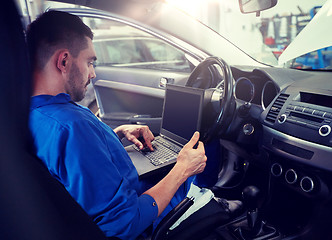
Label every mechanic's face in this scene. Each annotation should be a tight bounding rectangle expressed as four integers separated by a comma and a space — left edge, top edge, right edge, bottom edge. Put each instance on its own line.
65, 37, 96, 102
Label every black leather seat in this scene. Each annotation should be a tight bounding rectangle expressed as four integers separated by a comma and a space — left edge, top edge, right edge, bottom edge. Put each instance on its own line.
0, 1, 107, 239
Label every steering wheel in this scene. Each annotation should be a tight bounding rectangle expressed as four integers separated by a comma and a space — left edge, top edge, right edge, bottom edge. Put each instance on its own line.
185, 56, 235, 142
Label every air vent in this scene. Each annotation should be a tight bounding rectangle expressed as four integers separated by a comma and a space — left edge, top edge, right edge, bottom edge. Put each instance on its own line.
265, 93, 289, 123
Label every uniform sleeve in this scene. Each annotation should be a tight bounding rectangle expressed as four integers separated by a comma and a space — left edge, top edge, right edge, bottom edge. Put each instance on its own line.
38, 118, 158, 239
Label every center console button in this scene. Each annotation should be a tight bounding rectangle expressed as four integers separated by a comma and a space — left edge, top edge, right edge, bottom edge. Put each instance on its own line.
278, 114, 287, 124
325, 113, 332, 119
300, 176, 314, 193
313, 110, 324, 117
319, 125, 331, 137
304, 108, 314, 114
287, 105, 295, 110
271, 163, 283, 177
285, 169, 297, 184
295, 106, 304, 112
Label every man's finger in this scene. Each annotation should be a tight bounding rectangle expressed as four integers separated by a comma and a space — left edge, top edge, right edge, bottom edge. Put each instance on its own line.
196, 141, 205, 154
185, 131, 200, 149
131, 137, 144, 150
144, 136, 154, 151
143, 132, 154, 151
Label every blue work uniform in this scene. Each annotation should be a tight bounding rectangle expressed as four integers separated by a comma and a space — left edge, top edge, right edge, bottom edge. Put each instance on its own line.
29, 93, 192, 239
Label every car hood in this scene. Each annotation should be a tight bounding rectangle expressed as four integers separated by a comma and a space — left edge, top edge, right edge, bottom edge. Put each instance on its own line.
278, 0, 332, 65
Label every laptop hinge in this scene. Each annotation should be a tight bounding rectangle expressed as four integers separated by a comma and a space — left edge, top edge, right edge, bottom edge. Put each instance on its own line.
159, 134, 183, 147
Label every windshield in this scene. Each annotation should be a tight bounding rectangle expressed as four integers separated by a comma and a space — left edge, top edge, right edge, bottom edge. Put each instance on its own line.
167, 0, 331, 70
20, 0, 331, 70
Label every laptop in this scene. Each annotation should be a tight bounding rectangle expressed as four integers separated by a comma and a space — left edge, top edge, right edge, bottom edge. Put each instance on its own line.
125, 84, 205, 179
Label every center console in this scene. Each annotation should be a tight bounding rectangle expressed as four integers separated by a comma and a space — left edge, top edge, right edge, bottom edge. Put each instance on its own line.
257, 84, 332, 239
212, 76, 332, 239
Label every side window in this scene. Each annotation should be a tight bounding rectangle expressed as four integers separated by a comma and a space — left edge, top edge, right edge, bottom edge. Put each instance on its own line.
82, 17, 192, 72
145, 40, 183, 61
144, 40, 190, 71
104, 40, 146, 64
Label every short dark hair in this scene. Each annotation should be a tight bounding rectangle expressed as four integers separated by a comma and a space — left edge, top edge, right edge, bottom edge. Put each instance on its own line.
27, 10, 93, 70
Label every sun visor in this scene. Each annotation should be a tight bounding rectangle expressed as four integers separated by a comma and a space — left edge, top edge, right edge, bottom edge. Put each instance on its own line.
278, 0, 332, 65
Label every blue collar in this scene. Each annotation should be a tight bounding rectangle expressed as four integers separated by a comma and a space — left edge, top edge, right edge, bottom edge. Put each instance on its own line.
30, 93, 77, 109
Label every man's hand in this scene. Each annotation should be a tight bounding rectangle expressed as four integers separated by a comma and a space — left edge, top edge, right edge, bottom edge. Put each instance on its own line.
114, 124, 154, 151
143, 131, 206, 216
175, 131, 207, 179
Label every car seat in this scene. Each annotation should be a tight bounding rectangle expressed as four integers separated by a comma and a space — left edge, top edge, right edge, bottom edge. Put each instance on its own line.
0, 1, 107, 239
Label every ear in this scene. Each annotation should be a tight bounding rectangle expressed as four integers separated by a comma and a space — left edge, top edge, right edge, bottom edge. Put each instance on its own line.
56, 50, 70, 73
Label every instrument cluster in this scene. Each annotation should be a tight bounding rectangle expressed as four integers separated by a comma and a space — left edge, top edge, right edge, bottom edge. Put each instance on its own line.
234, 76, 278, 109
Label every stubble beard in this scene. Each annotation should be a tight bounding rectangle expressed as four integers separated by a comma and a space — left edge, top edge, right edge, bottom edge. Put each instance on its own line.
66, 62, 86, 102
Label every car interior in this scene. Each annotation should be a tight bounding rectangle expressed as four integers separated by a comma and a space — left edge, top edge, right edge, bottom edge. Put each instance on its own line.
2, 0, 332, 239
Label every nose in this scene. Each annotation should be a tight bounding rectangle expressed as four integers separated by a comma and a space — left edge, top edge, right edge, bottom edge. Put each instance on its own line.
89, 66, 96, 80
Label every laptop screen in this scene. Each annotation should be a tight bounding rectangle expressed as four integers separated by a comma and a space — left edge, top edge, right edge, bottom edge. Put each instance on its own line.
160, 84, 204, 145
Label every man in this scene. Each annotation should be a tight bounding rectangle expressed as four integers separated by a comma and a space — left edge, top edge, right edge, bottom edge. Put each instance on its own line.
27, 10, 238, 239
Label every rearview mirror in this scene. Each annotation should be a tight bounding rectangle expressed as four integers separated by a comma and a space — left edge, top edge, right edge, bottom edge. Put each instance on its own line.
238, 0, 277, 16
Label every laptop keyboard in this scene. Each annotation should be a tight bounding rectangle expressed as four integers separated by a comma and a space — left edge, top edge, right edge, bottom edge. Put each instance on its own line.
133, 137, 181, 166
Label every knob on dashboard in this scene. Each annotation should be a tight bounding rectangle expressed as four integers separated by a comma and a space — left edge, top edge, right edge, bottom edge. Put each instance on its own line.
271, 163, 283, 177
319, 125, 331, 137
285, 169, 297, 184
243, 123, 254, 135
300, 176, 315, 193
278, 114, 287, 124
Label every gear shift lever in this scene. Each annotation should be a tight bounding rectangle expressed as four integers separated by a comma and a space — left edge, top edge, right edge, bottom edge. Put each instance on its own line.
242, 186, 264, 236
234, 186, 277, 239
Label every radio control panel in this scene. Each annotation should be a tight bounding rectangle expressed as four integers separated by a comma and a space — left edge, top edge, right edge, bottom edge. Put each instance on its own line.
282, 103, 332, 137
263, 90, 332, 147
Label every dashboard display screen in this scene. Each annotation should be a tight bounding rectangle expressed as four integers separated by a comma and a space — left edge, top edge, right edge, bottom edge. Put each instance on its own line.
300, 92, 332, 108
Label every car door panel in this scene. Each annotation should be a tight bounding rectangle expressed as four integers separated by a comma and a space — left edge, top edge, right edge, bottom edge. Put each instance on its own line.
95, 66, 189, 88
93, 79, 166, 134
93, 66, 190, 133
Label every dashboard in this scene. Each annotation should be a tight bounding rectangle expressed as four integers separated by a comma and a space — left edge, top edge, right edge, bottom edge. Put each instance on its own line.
225, 65, 332, 237
231, 65, 332, 176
